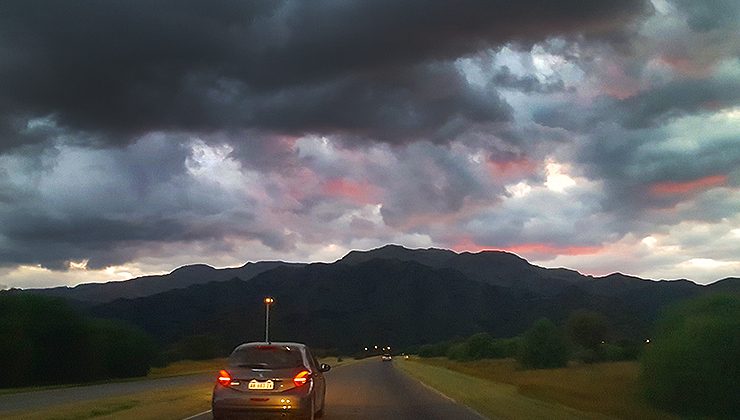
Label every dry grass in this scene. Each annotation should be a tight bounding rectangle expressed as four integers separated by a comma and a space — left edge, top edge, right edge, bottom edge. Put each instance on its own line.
0, 382, 213, 420
407, 358, 677, 420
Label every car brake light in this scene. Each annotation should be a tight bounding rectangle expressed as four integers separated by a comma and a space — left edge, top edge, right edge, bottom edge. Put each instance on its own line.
293, 370, 310, 387
218, 370, 232, 386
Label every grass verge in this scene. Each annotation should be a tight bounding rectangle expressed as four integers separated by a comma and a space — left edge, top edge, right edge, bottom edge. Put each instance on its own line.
396, 359, 603, 419
399, 358, 677, 420
0, 382, 213, 420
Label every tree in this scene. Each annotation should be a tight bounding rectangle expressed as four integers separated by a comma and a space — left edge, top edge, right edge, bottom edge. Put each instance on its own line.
518, 318, 569, 369
566, 310, 608, 362
640, 294, 740, 418
0, 294, 157, 387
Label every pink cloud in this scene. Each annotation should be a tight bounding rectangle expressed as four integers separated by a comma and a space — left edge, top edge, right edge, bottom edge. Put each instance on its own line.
650, 175, 728, 196
452, 238, 601, 257
658, 55, 716, 78
322, 178, 380, 205
486, 157, 537, 182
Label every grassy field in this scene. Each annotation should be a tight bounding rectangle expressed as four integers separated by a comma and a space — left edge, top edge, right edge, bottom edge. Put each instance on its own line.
398, 358, 677, 420
1, 382, 214, 420
1, 357, 350, 420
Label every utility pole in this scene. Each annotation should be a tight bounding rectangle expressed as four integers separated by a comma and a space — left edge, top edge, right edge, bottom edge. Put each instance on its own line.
263, 297, 274, 343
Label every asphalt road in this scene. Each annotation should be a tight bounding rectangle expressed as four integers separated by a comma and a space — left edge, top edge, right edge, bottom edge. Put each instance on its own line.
190, 357, 485, 419
0, 358, 485, 419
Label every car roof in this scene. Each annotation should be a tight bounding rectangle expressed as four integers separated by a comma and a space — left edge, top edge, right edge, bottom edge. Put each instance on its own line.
233, 342, 308, 350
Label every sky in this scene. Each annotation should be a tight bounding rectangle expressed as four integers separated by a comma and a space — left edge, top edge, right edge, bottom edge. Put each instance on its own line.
1, 0, 738, 289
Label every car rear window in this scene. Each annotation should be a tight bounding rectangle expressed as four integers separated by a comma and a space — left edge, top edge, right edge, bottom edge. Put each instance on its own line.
229, 345, 304, 369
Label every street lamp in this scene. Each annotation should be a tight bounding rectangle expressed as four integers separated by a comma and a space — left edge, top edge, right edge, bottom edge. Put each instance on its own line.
263, 297, 274, 343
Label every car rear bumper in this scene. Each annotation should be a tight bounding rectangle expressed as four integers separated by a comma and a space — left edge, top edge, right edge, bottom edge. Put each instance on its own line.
212, 389, 312, 418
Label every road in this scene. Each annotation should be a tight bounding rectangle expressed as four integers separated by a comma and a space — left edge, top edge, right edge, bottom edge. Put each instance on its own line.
318, 358, 484, 419
190, 357, 485, 419
0, 358, 485, 419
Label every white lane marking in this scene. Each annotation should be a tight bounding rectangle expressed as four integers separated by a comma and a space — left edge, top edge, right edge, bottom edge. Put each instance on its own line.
181, 409, 211, 420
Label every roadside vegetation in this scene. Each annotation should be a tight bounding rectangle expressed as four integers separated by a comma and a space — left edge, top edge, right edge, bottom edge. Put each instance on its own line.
0, 295, 157, 388
408, 293, 739, 419
0, 382, 214, 420
399, 358, 675, 419
640, 294, 740, 418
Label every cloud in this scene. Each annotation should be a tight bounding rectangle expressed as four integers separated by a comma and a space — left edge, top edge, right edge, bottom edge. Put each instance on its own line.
0, 0, 650, 151
2, 1, 739, 288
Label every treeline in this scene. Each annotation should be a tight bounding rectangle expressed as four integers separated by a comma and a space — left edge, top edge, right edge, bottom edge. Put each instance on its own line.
0, 295, 157, 388
415, 309, 642, 366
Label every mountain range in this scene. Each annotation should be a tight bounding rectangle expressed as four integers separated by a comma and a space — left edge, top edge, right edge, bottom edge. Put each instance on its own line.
8, 245, 739, 353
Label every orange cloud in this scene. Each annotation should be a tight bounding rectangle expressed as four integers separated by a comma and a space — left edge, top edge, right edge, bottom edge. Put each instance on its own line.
650, 175, 727, 196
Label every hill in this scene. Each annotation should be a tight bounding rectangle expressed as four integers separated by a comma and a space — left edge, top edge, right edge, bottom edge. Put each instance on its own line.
9, 245, 737, 354
17, 261, 304, 303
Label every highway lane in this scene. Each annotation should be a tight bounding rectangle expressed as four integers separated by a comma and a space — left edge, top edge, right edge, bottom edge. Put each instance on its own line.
320, 357, 484, 419
191, 357, 485, 419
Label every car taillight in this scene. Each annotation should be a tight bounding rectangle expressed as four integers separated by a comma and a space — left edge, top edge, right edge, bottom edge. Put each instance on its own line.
293, 370, 310, 387
218, 370, 232, 387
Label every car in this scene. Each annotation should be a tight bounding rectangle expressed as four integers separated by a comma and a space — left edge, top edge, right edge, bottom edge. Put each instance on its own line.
212, 342, 331, 419
381, 354, 392, 361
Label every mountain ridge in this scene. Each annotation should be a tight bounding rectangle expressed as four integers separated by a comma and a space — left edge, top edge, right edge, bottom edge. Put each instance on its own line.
5, 244, 736, 305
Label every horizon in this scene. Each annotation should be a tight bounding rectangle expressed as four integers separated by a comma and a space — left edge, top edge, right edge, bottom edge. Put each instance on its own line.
1, 1, 739, 290
9, 244, 736, 291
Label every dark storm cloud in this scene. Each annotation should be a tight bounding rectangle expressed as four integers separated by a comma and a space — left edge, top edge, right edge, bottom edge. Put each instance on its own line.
0, 136, 292, 269
0, 0, 651, 150
575, 123, 740, 217
614, 78, 740, 128
535, 76, 740, 130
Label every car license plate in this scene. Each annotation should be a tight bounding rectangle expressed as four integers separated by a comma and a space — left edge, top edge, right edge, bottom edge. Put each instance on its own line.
248, 379, 274, 390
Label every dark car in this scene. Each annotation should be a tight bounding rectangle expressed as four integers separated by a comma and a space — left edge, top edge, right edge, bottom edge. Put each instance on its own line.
212, 342, 331, 419
381, 354, 392, 361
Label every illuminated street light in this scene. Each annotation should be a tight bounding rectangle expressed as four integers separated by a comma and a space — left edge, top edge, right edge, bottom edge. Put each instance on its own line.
264, 297, 275, 343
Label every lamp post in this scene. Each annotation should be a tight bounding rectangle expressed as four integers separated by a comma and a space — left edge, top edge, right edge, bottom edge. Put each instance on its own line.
263, 297, 274, 343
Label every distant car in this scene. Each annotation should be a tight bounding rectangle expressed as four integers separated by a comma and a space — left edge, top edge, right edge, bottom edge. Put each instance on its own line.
212, 342, 331, 419
381, 354, 392, 361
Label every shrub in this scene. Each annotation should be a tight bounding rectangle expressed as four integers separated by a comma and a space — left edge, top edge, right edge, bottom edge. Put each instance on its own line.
88, 319, 158, 378
418, 341, 452, 358
518, 318, 569, 369
640, 294, 740, 418
566, 310, 608, 362
446, 342, 471, 361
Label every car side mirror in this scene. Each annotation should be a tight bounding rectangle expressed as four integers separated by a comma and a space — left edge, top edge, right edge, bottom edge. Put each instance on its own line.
319, 363, 331, 372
